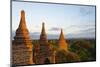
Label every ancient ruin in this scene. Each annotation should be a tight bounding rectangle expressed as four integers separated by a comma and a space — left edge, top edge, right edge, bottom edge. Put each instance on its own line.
58, 29, 69, 51
12, 10, 33, 65
33, 23, 55, 64
12, 10, 71, 65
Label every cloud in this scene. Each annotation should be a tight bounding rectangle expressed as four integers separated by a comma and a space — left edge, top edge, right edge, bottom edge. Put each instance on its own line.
29, 32, 40, 39
80, 27, 95, 33
66, 25, 95, 38
32, 32, 40, 35
65, 24, 95, 39
67, 24, 95, 29
67, 32, 95, 39
66, 24, 95, 34
49, 27, 61, 31
75, 24, 95, 34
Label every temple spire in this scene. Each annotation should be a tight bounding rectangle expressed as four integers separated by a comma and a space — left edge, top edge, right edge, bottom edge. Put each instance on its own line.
19, 10, 27, 29
40, 22, 48, 43
15, 10, 29, 37
58, 29, 68, 51
59, 29, 65, 41
41, 22, 46, 35
37, 22, 54, 64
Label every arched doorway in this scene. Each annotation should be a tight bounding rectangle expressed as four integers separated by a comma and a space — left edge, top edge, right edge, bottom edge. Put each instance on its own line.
44, 58, 50, 64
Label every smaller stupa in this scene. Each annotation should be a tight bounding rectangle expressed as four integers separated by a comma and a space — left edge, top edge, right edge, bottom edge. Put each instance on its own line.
39, 22, 48, 44
33, 22, 55, 64
58, 29, 68, 51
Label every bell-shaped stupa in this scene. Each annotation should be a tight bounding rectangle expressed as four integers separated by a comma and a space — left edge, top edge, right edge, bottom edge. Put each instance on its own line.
12, 10, 34, 65
58, 29, 68, 51
39, 23, 48, 44
33, 23, 55, 64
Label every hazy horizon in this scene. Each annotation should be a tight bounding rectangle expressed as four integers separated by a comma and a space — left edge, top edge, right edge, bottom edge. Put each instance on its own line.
12, 31, 95, 40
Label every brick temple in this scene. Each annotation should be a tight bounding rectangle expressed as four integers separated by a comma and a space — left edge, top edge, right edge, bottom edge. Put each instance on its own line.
33, 23, 55, 64
12, 10, 34, 65
58, 29, 69, 51
12, 10, 74, 65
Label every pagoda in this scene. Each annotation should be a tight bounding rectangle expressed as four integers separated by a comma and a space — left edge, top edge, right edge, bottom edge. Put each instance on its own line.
12, 10, 34, 65
58, 29, 69, 51
39, 23, 48, 44
33, 23, 55, 64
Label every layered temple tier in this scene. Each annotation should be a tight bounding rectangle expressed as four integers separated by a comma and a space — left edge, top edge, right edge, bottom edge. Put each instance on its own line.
12, 10, 34, 65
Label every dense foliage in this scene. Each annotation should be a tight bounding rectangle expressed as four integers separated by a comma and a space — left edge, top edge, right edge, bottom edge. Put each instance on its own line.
32, 38, 96, 63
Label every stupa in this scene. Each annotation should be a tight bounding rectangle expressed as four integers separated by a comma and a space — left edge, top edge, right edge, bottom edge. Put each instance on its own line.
58, 29, 69, 51
12, 10, 34, 65
33, 23, 55, 64
40, 23, 48, 44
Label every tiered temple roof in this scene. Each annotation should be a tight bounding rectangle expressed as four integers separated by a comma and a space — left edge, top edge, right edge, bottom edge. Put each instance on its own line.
12, 10, 34, 65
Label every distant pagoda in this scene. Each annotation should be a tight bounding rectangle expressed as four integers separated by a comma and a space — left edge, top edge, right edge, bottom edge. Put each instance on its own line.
39, 23, 48, 44
33, 23, 55, 64
58, 29, 68, 51
12, 10, 34, 65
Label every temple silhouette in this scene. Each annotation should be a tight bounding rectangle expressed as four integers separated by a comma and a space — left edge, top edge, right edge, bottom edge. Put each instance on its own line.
12, 10, 79, 65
